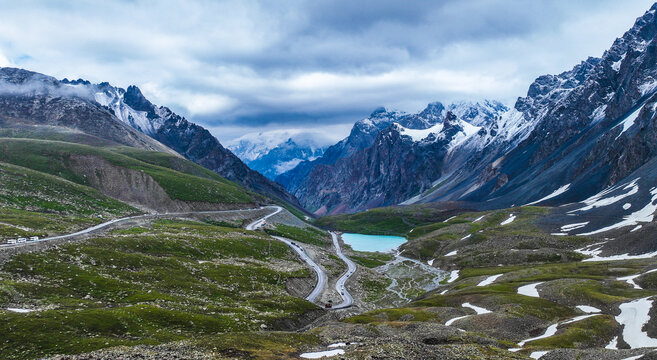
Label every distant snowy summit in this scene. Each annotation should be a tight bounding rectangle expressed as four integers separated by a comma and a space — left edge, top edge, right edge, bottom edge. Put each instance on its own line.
227, 130, 334, 180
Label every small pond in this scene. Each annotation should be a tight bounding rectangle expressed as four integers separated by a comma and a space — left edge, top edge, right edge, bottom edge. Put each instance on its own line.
341, 233, 407, 252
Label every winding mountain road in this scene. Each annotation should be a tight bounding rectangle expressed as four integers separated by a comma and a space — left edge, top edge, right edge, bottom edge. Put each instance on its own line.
245, 206, 328, 303
2, 204, 356, 309
331, 231, 356, 309
245, 206, 283, 230
0, 206, 277, 249
245, 208, 356, 309
271, 235, 326, 302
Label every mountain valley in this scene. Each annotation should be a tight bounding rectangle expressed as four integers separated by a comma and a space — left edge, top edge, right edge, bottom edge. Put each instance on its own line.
3, 2, 657, 360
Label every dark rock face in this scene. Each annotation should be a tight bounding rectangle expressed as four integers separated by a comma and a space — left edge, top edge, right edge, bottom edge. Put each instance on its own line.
279, 101, 507, 214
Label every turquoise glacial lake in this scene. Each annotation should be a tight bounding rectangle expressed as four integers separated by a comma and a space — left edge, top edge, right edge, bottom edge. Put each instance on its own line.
341, 233, 407, 252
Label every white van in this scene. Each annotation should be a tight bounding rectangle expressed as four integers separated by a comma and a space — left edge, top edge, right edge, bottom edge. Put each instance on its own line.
6, 239, 17, 244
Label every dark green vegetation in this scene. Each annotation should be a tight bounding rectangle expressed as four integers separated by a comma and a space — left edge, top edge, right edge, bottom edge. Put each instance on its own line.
264, 224, 329, 246
190, 331, 322, 359
398, 206, 590, 266
348, 251, 394, 268
0, 138, 255, 205
0, 220, 317, 360
359, 277, 393, 303
342, 259, 656, 350
529, 315, 617, 348
331, 204, 657, 355
344, 307, 439, 324
315, 205, 458, 236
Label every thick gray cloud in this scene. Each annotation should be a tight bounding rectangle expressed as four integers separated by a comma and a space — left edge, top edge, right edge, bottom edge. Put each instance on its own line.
0, 0, 654, 142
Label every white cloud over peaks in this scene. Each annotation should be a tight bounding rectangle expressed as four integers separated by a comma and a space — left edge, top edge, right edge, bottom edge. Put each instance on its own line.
0, 0, 653, 143
0, 51, 12, 67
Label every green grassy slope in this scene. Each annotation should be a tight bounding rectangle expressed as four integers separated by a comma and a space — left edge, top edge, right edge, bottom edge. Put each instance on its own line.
0, 220, 317, 359
0, 162, 139, 241
264, 224, 330, 246
0, 138, 255, 204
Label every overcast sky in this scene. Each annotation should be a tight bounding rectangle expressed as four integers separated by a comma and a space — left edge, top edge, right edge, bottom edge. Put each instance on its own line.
0, 0, 654, 143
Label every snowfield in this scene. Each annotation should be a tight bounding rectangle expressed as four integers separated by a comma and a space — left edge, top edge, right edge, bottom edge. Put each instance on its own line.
616, 297, 657, 348
577, 187, 657, 235
525, 184, 570, 206
477, 274, 503, 287
500, 214, 516, 225
517, 282, 543, 298
300, 349, 345, 359
447, 270, 460, 283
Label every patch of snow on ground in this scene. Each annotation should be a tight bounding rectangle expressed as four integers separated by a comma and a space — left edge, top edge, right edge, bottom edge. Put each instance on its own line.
562, 314, 599, 324
577, 186, 657, 236
619, 274, 644, 289
427, 259, 434, 266
447, 270, 459, 283
618, 269, 657, 289
477, 274, 503, 287
605, 336, 618, 349
7, 308, 33, 313
462, 302, 491, 314
560, 222, 590, 233
525, 184, 571, 206
500, 214, 516, 226
443, 216, 456, 223
397, 122, 444, 141
300, 349, 345, 359
581, 250, 657, 262
591, 104, 607, 124
473, 215, 485, 222
445, 315, 469, 326
515, 314, 598, 348
632, 225, 643, 232
616, 297, 657, 348
624, 203, 632, 210
328, 342, 356, 348
620, 356, 645, 360
640, 79, 657, 96
612, 54, 625, 71
615, 105, 644, 140
576, 305, 601, 313
445, 250, 458, 257
517, 282, 543, 298
517, 323, 559, 347
572, 178, 639, 213
273, 158, 303, 174
459, 234, 472, 241
530, 351, 550, 359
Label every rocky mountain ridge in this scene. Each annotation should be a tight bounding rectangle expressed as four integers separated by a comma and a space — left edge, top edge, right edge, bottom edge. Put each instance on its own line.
61, 76, 307, 213
279, 4, 657, 217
